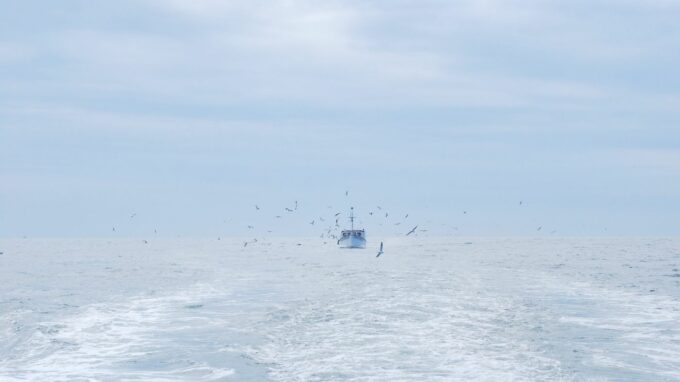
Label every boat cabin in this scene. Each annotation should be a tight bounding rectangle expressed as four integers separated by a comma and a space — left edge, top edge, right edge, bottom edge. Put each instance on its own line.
341, 229, 365, 238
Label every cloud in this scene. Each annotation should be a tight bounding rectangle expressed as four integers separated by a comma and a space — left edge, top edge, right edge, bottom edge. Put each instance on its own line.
611, 148, 680, 173
0, 41, 36, 63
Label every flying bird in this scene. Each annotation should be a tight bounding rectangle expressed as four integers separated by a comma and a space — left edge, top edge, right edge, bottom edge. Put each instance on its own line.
255, 205, 260, 210
334, 212, 341, 217
537, 226, 542, 231
519, 201, 523, 206
376, 242, 384, 258
310, 220, 315, 225
345, 190, 349, 196
295, 200, 298, 210
130, 213, 137, 218
405, 214, 409, 218
243, 241, 248, 247
285, 208, 293, 212
406, 225, 418, 236
247, 225, 254, 229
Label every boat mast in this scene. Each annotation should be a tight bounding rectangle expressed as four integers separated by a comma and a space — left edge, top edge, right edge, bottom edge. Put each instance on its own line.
350, 206, 354, 231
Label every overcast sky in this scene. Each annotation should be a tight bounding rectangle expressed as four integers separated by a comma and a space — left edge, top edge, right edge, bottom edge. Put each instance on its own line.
2, 0, 679, 237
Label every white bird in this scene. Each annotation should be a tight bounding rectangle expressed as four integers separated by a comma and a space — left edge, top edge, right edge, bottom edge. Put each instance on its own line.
376, 242, 384, 258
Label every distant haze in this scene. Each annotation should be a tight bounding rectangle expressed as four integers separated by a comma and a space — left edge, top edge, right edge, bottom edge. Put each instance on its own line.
1, 1, 679, 237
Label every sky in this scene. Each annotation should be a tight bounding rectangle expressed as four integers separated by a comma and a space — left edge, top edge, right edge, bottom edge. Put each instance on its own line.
1, 0, 679, 237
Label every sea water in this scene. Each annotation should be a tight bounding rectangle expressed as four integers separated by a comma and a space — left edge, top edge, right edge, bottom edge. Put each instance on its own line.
1, 237, 679, 381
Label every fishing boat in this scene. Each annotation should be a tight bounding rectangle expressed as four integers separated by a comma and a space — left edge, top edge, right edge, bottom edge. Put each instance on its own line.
338, 207, 366, 249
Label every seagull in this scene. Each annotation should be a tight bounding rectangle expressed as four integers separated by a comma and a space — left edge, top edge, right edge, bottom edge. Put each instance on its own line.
334, 212, 341, 217
247, 225, 254, 229
405, 214, 409, 218
369, 212, 373, 216
143, 240, 148, 244
376, 242, 384, 258
310, 220, 315, 225
406, 225, 418, 236
285, 208, 293, 212
243, 241, 248, 247
255, 205, 260, 210
463, 211, 467, 214
537, 226, 542, 231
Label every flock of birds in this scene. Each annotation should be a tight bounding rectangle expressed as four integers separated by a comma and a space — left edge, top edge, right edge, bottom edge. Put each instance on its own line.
104, 193, 550, 259
0, 195, 561, 261
233, 190, 437, 254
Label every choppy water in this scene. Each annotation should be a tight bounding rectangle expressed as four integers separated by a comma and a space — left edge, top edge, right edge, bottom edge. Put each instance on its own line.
1, 237, 679, 381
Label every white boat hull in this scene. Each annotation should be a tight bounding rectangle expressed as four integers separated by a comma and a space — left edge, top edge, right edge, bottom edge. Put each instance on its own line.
338, 235, 366, 249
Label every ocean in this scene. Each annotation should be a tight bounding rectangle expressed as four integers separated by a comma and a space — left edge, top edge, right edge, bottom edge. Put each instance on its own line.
1, 237, 679, 381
